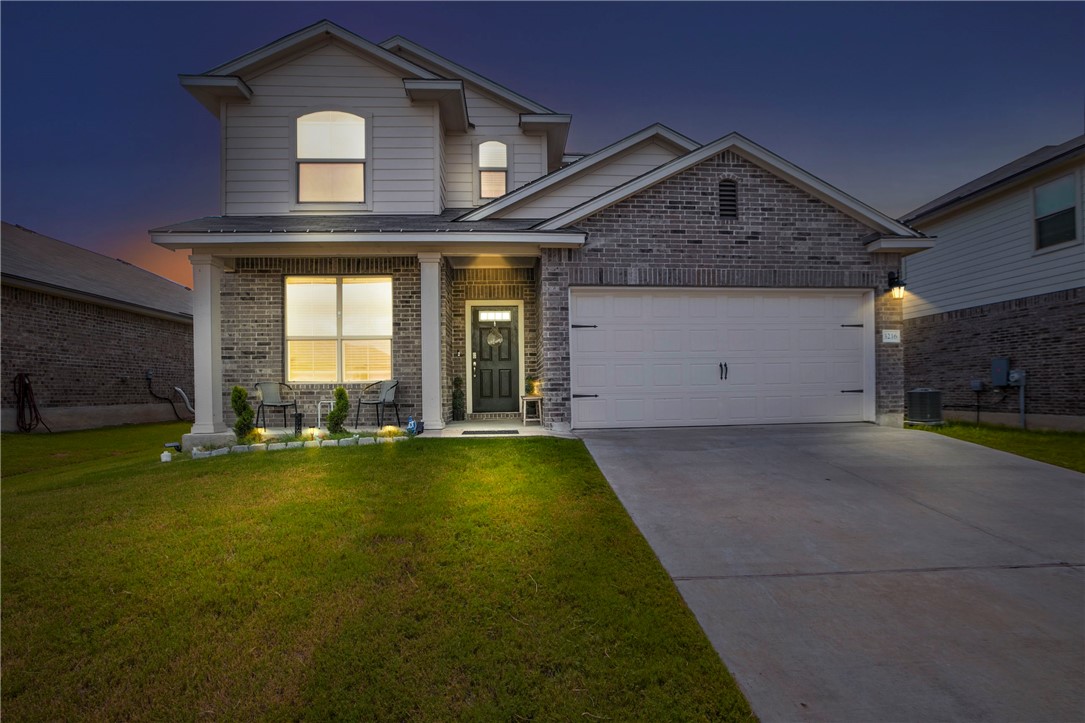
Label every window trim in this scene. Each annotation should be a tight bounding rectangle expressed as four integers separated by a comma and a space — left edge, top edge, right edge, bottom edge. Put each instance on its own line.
284, 275, 393, 383
290, 109, 373, 212
474, 138, 513, 204
1032, 172, 1080, 252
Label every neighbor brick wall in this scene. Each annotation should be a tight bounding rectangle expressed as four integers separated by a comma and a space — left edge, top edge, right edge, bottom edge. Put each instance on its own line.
1, 284, 193, 414
904, 287, 1085, 418
539, 148, 904, 427
220, 257, 420, 427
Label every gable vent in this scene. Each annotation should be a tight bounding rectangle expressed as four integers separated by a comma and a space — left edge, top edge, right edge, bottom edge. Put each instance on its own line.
719, 179, 738, 218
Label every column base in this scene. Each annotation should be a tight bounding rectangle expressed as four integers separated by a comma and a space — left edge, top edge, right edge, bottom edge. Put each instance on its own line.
182, 430, 237, 452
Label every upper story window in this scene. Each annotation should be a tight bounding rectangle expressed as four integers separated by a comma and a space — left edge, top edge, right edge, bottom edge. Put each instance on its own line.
297, 112, 366, 203
1034, 174, 1077, 249
479, 141, 508, 199
284, 276, 392, 383
719, 179, 738, 218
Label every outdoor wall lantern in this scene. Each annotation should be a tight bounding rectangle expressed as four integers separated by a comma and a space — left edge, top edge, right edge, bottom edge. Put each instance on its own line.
888, 271, 906, 300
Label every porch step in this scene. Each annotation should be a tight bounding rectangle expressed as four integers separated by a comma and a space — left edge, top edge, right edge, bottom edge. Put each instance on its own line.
467, 412, 521, 421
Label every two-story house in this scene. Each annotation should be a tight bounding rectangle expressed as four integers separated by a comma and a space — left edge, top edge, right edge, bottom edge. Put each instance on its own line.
901, 135, 1085, 430
151, 20, 931, 450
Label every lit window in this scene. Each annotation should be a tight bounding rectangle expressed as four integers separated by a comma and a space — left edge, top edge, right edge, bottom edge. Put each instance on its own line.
1034, 175, 1077, 249
285, 277, 392, 382
297, 111, 366, 203
479, 141, 507, 199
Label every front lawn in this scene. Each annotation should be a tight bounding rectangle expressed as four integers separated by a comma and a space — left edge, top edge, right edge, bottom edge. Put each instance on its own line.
911, 421, 1085, 473
1, 423, 753, 721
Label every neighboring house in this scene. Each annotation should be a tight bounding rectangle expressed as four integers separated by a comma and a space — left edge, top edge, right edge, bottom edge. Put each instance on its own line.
1, 222, 193, 431
901, 136, 1085, 430
150, 20, 931, 449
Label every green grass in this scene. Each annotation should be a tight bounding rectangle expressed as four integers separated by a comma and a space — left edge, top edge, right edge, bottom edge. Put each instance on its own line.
1, 423, 753, 721
911, 421, 1085, 473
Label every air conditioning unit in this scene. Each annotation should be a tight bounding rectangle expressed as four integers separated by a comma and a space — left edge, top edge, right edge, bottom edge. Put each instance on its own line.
906, 388, 943, 424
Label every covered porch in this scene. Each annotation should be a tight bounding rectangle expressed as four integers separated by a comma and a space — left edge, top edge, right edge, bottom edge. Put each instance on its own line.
149, 216, 584, 450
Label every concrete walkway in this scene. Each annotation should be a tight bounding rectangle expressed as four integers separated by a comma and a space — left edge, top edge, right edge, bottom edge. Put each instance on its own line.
580, 424, 1084, 722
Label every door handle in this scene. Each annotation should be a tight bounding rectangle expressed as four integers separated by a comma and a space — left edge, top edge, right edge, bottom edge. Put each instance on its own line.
720, 362, 728, 380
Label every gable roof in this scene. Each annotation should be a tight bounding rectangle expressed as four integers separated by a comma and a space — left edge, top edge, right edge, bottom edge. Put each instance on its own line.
379, 35, 553, 114
181, 20, 440, 116
902, 133, 1085, 224
534, 132, 925, 240
457, 123, 700, 222
206, 20, 437, 80
2, 222, 191, 321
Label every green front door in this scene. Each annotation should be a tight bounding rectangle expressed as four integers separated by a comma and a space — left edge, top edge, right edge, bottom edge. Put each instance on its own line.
472, 306, 518, 412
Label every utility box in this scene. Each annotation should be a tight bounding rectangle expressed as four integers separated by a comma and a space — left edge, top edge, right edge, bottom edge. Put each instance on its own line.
906, 388, 943, 424
991, 357, 1010, 387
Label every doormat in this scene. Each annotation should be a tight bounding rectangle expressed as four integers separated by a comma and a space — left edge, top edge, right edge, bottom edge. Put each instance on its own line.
461, 430, 519, 435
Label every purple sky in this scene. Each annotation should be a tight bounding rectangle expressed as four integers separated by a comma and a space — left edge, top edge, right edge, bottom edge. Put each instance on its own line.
3, 2, 1082, 287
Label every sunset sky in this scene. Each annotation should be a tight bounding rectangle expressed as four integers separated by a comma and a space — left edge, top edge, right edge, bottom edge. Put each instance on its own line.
3, 2, 1082, 288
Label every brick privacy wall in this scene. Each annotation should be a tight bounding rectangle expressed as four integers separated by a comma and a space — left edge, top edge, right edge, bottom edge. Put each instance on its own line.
220, 257, 420, 427
540, 148, 903, 427
904, 287, 1085, 418
1, 284, 193, 410
447, 267, 539, 417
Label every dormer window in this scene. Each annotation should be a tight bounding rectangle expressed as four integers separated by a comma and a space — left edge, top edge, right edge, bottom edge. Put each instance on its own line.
479, 141, 508, 199
297, 111, 366, 203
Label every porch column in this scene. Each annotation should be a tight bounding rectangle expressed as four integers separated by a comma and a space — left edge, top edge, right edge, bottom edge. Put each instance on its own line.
418, 252, 445, 430
189, 254, 227, 435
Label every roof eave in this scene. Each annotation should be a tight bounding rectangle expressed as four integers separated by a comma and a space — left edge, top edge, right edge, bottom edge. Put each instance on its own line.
403, 79, 470, 132
862, 235, 936, 255
178, 75, 253, 117
150, 230, 586, 251
2, 274, 192, 323
519, 114, 572, 172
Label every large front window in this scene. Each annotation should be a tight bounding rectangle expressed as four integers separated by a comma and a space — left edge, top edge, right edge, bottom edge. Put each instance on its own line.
285, 276, 392, 382
297, 111, 366, 203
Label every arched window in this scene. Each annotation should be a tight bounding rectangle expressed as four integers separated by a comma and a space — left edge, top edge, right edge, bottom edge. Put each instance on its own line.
479, 141, 507, 199
297, 111, 366, 203
719, 179, 738, 218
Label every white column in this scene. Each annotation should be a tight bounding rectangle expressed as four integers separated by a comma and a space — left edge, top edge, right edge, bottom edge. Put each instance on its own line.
189, 254, 227, 434
418, 252, 445, 430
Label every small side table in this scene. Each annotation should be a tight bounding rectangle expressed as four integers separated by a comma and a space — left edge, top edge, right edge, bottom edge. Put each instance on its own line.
316, 399, 335, 429
521, 395, 543, 426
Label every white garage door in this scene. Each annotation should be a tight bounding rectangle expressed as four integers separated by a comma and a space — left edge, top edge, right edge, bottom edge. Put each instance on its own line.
570, 288, 873, 429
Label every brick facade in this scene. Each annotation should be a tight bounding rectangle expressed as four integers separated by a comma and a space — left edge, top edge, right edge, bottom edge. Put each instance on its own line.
539, 149, 904, 427
221, 257, 421, 427
1, 284, 193, 428
904, 287, 1085, 420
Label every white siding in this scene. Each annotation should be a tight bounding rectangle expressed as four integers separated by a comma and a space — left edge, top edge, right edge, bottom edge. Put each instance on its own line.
444, 87, 546, 208
501, 141, 683, 219
903, 163, 1085, 319
224, 41, 437, 215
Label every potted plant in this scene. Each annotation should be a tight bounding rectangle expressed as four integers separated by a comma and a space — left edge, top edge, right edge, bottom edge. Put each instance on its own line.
326, 386, 350, 434
452, 376, 466, 421
231, 385, 255, 442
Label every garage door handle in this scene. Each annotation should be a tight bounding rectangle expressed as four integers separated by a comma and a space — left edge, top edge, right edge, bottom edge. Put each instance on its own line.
841, 389, 864, 393
720, 362, 728, 380
572, 394, 598, 399
571, 324, 597, 329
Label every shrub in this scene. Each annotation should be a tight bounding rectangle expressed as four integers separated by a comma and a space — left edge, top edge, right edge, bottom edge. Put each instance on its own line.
326, 386, 350, 434
231, 386, 255, 440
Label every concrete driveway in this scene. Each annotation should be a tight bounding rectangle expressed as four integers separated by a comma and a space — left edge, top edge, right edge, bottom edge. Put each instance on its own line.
580, 424, 1084, 722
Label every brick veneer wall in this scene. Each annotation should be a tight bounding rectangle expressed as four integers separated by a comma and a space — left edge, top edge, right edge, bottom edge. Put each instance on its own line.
904, 287, 1085, 418
1, 284, 193, 424
220, 257, 420, 427
446, 267, 539, 418
539, 149, 904, 428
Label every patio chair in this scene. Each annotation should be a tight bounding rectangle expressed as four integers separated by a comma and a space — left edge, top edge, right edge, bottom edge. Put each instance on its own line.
354, 380, 401, 428
254, 382, 298, 429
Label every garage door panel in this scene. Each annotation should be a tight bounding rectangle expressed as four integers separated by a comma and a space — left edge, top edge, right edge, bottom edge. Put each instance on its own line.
570, 289, 870, 429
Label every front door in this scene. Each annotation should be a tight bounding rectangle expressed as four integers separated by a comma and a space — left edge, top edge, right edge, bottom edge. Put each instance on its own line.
472, 306, 518, 412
